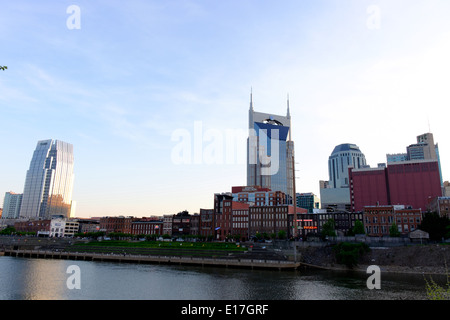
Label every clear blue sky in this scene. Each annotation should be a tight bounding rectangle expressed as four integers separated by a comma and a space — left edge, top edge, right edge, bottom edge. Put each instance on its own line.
1, 1, 450, 218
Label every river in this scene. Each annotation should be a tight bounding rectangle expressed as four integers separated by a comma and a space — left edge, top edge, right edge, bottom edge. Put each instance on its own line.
0, 255, 442, 301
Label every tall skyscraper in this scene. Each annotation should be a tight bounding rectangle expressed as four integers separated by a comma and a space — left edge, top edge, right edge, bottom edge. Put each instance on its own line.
19, 139, 75, 219
246, 92, 295, 203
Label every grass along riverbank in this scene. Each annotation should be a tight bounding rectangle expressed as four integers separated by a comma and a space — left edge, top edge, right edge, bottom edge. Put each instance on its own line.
64, 240, 248, 259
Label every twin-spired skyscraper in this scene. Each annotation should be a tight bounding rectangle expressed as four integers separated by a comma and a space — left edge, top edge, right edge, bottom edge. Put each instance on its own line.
19, 139, 74, 219
246, 92, 295, 204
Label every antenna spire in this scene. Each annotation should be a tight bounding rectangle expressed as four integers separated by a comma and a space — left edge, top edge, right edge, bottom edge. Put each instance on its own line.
287, 93, 291, 117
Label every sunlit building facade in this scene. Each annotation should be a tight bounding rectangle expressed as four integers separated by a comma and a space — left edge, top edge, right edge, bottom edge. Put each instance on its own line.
19, 139, 75, 219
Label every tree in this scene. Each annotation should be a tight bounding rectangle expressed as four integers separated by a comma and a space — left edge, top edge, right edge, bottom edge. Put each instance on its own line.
389, 222, 401, 237
0, 226, 16, 235
333, 242, 370, 268
254, 232, 262, 241
419, 212, 450, 241
352, 220, 365, 235
0, 66, 7, 71
277, 230, 287, 239
321, 218, 336, 239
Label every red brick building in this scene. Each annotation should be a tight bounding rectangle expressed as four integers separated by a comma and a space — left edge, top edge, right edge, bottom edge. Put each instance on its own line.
131, 220, 163, 236
172, 211, 191, 238
230, 202, 250, 241
363, 205, 422, 236
427, 196, 450, 218
249, 205, 306, 239
99, 216, 138, 234
350, 160, 442, 212
231, 186, 286, 206
199, 208, 215, 239
14, 219, 51, 234
214, 193, 238, 241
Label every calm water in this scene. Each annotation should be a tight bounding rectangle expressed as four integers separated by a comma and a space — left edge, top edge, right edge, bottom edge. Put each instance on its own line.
0, 255, 442, 300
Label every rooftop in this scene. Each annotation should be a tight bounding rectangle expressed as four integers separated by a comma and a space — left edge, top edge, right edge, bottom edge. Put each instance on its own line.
331, 143, 361, 155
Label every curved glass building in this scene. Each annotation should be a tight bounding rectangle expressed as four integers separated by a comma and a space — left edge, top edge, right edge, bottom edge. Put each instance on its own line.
19, 139, 74, 219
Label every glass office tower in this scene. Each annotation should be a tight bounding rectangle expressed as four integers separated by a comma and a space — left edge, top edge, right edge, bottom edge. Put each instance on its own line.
19, 139, 74, 219
247, 92, 294, 204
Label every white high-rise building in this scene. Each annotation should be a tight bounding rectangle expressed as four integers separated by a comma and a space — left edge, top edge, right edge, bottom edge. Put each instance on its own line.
19, 139, 75, 219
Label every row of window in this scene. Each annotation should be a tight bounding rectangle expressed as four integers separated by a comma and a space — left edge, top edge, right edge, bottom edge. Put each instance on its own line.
366, 217, 421, 224
250, 220, 288, 228
250, 213, 288, 220
366, 224, 417, 234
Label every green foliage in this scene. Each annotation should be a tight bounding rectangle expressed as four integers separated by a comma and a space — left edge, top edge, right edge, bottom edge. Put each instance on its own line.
424, 274, 450, 300
333, 242, 370, 269
389, 223, 401, 237
74, 231, 105, 238
72, 239, 245, 251
0, 66, 7, 71
278, 230, 287, 239
0, 227, 16, 235
446, 225, 450, 239
352, 220, 365, 235
321, 218, 336, 239
420, 212, 450, 241
0, 227, 34, 236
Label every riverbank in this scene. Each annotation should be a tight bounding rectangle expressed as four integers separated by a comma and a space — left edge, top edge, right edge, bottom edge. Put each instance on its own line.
297, 244, 450, 275
1, 236, 449, 275
2, 248, 300, 270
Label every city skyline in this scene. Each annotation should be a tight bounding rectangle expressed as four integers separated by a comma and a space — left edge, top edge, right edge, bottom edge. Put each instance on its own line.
1, 1, 450, 218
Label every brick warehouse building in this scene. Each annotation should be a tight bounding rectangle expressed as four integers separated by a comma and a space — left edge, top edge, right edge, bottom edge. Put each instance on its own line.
199, 208, 215, 239
349, 160, 442, 212
363, 205, 422, 236
214, 192, 306, 241
131, 220, 163, 236
99, 216, 139, 234
214, 193, 250, 241
249, 204, 306, 239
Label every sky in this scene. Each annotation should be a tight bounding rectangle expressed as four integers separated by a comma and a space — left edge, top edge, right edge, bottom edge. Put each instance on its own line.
1, 0, 450, 218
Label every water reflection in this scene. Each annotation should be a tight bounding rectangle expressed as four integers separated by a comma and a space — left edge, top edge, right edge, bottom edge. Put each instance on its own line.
0, 256, 437, 300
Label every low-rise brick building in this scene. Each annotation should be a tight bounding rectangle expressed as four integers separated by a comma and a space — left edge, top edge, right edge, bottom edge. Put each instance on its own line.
363, 205, 422, 236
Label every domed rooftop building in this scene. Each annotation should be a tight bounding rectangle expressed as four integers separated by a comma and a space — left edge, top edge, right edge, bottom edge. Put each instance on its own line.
329, 143, 367, 189
320, 143, 368, 212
